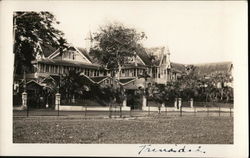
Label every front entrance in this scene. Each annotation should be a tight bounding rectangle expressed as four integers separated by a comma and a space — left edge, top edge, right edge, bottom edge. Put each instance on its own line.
27, 89, 55, 109
25, 80, 55, 109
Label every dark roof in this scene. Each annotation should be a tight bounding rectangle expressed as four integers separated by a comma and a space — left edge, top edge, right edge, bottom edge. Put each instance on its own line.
25, 80, 44, 90
119, 78, 136, 85
170, 62, 186, 73
76, 47, 93, 63
144, 47, 165, 66
123, 83, 138, 90
39, 43, 168, 68
193, 61, 232, 76
39, 44, 95, 64
79, 75, 96, 85
41, 75, 56, 83
41, 44, 58, 57
89, 76, 108, 83
136, 47, 152, 65
77, 47, 103, 65
35, 59, 101, 69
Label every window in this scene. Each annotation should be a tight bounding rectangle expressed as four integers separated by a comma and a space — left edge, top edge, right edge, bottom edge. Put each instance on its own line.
46, 65, 49, 72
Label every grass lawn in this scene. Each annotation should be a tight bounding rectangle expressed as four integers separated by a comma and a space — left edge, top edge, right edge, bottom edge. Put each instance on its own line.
13, 114, 233, 144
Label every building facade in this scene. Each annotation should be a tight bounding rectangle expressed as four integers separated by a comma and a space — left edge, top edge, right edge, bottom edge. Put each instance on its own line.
29, 44, 177, 89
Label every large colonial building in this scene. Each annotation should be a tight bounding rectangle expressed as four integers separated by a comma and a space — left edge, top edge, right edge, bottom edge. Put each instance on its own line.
27, 44, 183, 89
14, 41, 233, 92
13, 42, 233, 108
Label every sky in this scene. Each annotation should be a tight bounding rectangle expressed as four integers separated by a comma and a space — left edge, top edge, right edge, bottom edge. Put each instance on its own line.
28, 1, 247, 64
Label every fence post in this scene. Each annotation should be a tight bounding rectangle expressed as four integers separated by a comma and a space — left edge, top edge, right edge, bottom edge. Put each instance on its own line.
179, 98, 182, 117
180, 106, 182, 117
229, 107, 232, 117
22, 92, 28, 117
165, 105, 167, 116
27, 102, 29, 117
207, 106, 209, 116
85, 101, 87, 118
109, 103, 111, 118
190, 98, 193, 108
142, 95, 147, 109
178, 98, 182, 109
114, 104, 116, 118
120, 104, 122, 118
219, 106, 221, 116
81, 105, 84, 119
174, 98, 178, 109
194, 106, 196, 116
55, 93, 61, 116
145, 97, 150, 116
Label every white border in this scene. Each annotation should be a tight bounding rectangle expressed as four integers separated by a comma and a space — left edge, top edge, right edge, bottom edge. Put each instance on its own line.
0, 1, 248, 157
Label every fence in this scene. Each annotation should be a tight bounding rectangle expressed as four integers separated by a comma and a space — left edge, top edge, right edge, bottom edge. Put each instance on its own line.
13, 105, 233, 118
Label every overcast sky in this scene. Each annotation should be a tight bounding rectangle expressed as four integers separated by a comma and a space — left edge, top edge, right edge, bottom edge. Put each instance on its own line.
24, 1, 247, 64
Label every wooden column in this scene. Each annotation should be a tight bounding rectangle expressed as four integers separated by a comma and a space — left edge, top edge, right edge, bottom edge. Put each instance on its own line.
49, 65, 51, 73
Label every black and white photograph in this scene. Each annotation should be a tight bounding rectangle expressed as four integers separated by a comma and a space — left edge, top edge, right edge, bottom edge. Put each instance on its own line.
0, 0, 248, 157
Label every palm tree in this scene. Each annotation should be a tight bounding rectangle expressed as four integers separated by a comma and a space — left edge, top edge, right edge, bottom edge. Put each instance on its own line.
60, 70, 83, 103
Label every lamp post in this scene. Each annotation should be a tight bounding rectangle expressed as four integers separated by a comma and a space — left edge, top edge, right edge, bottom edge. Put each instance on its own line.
204, 83, 208, 110
43, 86, 49, 109
55, 73, 61, 116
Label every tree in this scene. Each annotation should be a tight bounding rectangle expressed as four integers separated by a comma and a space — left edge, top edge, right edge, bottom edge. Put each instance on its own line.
90, 22, 147, 81
60, 70, 91, 103
13, 11, 67, 75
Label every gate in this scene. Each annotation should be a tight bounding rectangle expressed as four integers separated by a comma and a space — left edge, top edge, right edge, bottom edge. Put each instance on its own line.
126, 89, 142, 110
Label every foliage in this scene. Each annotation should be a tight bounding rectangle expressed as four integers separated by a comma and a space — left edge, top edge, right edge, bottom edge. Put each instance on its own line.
89, 22, 147, 76
60, 70, 92, 103
59, 69, 127, 106
150, 65, 233, 103
88, 22, 147, 105
13, 11, 67, 74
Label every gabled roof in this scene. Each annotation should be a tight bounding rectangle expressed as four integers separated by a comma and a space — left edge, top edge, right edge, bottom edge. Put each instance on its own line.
145, 46, 165, 66
41, 44, 58, 58
38, 43, 171, 68
119, 78, 136, 85
40, 75, 56, 83
135, 46, 152, 65
76, 47, 93, 63
79, 74, 97, 85
170, 62, 186, 73
135, 46, 169, 67
89, 76, 112, 84
46, 45, 92, 64
193, 61, 233, 76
